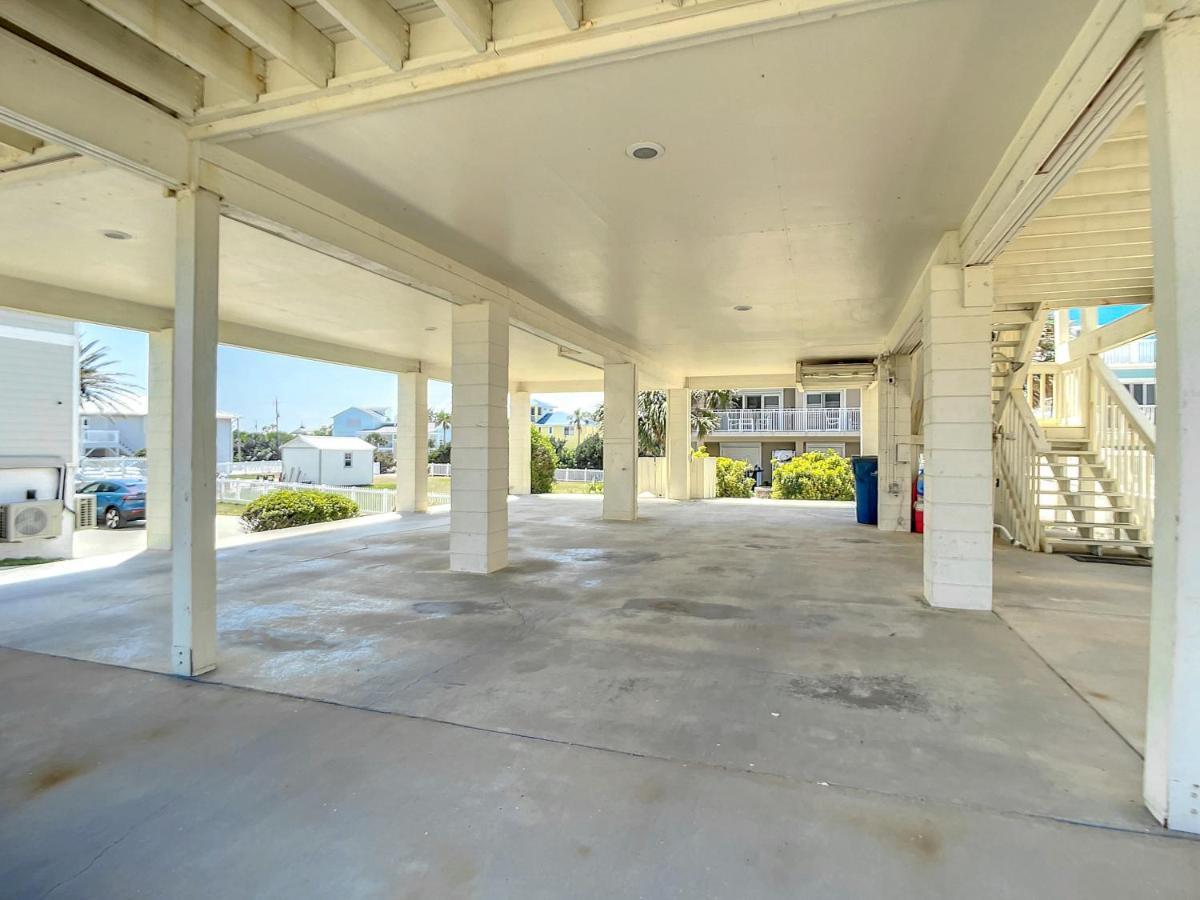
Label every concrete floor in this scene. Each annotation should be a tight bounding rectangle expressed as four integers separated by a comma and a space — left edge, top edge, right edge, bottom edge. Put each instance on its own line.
1, 496, 1196, 897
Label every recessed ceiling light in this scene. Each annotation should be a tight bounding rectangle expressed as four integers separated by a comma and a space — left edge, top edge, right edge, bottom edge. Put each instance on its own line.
626, 141, 665, 161
424, 326, 438, 332
102, 230, 133, 240
733, 305, 753, 312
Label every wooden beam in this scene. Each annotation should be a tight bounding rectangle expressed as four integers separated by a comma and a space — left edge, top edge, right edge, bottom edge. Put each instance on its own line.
433, 0, 492, 53
0, 29, 189, 186
547, 0, 581, 31
198, 0, 334, 88
0, 121, 40, 155
86, 0, 265, 102
314, 0, 409, 70
0, 0, 201, 116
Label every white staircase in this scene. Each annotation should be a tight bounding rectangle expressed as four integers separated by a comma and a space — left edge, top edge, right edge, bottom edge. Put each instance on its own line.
991, 302, 1042, 415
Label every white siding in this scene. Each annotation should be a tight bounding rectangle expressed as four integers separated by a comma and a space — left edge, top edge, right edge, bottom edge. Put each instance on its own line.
0, 311, 77, 559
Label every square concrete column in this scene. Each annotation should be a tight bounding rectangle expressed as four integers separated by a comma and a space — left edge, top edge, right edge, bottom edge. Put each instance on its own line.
921, 262, 993, 610
1144, 16, 1200, 836
602, 362, 637, 521
877, 353, 913, 532
665, 388, 691, 500
450, 301, 508, 573
509, 389, 532, 495
171, 189, 219, 677
146, 328, 173, 550
395, 371, 428, 513
860, 382, 880, 456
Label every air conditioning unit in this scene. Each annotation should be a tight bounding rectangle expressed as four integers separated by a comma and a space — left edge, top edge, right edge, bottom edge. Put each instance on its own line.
75, 494, 97, 530
0, 500, 64, 542
795, 360, 878, 390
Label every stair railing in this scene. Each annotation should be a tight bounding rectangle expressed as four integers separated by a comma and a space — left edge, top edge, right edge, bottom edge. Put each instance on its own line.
1089, 355, 1155, 540
994, 386, 1050, 549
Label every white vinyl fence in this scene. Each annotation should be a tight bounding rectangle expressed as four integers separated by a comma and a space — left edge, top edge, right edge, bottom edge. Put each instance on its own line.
77, 457, 146, 480
428, 463, 451, 477
218, 460, 284, 476
217, 478, 397, 515
553, 467, 604, 483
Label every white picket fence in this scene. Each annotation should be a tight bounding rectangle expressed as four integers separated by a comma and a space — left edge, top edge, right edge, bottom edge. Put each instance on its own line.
217, 478, 397, 515
553, 467, 604, 483
218, 460, 283, 476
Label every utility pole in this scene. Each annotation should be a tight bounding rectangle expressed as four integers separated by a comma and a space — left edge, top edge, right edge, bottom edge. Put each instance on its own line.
273, 398, 281, 459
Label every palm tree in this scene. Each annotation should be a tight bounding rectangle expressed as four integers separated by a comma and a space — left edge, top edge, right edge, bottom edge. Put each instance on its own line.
570, 408, 590, 448
594, 390, 733, 455
79, 339, 137, 407
433, 410, 452, 446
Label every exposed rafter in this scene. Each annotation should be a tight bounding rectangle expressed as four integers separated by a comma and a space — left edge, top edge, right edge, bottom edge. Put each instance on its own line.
0, 0, 201, 116
313, 0, 410, 70
433, 0, 492, 53
198, 0, 334, 88
84, 0, 265, 102
548, 0, 582, 31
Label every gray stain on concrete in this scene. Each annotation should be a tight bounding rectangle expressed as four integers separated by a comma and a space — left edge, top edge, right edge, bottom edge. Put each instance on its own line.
788, 674, 932, 714
412, 601, 504, 617
222, 630, 337, 652
621, 598, 750, 620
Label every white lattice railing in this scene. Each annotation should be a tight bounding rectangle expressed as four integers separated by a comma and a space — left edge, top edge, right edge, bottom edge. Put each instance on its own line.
712, 407, 861, 434
994, 386, 1050, 549
1090, 356, 1155, 540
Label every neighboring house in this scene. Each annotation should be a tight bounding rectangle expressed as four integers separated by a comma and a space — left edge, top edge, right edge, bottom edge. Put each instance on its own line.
0, 310, 78, 561
332, 406, 391, 438
80, 397, 235, 465
530, 398, 554, 421
700, 388, 863, 485
1102, 335, 1156, 421
534, 411, 600, 444
280, 435, 374, 486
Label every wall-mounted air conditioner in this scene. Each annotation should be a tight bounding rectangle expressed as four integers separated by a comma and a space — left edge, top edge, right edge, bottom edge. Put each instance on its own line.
795, 360, 878, 391
0, 500, 64, 542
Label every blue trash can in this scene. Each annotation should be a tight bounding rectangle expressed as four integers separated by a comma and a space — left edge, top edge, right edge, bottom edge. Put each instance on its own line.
851, 456, 878, 525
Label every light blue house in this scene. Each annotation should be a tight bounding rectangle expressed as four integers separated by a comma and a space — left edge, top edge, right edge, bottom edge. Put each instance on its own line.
332, 406, 390, 438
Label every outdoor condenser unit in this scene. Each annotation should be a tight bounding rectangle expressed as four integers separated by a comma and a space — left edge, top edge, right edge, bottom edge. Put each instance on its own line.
0, 500, 64, 542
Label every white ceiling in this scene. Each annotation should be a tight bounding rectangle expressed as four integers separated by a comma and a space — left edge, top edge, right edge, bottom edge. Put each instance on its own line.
0, 165, 588, 383
231, 0, 1098, 375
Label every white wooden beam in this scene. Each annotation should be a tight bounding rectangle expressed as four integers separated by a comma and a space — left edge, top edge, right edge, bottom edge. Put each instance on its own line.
548, 0, 582, 31
0, 122, 41, 156
86, 0, 265, 102
314, 0, 410, 70
0, 29, 189, 186
434, 0, 492, 53
0, 0, 202, 116
198, 0, 334, 88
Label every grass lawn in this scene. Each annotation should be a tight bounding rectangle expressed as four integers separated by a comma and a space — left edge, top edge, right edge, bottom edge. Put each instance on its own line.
552, 481, 600, 494
216, 502, 247, 517
372, 475, 451, 497
0, 557, 60, 569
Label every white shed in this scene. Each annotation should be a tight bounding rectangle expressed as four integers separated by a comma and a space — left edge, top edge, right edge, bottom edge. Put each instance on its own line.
280, 435, 374, 487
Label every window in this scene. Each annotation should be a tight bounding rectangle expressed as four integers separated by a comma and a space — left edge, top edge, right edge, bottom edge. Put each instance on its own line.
805, 391, 843, 409
1125, 382, 1156, 406
735, 391, 783, 410
343, 452, 353, 468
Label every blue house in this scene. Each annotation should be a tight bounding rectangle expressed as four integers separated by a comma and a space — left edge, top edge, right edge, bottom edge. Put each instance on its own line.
332, 406, 391, 438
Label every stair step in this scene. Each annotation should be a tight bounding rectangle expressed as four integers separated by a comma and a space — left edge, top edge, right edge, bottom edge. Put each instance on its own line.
1046, 521, 1145, 532
1040, 503, 1136, 511
1045, 536, 1154, 551
992, 340, 1022, 349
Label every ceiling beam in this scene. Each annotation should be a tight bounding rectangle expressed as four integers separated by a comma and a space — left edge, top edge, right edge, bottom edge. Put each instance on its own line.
314, 0, 409, 70
0, 0, 202, 116
0, 29, 189, 186
85, 0, 265, 102
433, 0, 492, 53
0, 121, 40, 155
686, 374, 797, 390
547, 0, 582, 31
198, 0, 334, 88
0, 154, 105, 188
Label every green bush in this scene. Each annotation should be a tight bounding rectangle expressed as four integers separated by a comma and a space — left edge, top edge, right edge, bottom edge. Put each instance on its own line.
428, 443, 451, 464
574, 432, 603, 470
585, 480, 604, 494
715, 457, 754, 498
771, 451, 855, 501
530, 426, 558, 494
240, 488, 359, 532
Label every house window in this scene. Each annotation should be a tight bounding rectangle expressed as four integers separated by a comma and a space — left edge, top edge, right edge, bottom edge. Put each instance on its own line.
1125, 382, 1156, 406
805, 391, 843, 409
735, 391, 783, 410
343, 452, 353, 468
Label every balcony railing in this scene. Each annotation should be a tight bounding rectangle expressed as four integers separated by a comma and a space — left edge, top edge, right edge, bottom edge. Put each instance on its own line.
711, 408, 861, 434
81, 429, 121, 448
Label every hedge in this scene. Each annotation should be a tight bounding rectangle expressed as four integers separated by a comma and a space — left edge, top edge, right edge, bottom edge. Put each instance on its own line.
715, 457, 754, 498
240, 488, 359, 532
530, 425, 558, 494
771, 451, 855, 501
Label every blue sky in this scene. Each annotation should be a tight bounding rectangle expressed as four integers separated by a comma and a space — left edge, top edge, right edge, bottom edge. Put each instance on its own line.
1069, 304, 1145, 326
79, 322, 600, 431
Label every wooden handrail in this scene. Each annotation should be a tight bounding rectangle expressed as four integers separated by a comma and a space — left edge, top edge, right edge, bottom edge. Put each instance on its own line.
1089, 355, 1156, 448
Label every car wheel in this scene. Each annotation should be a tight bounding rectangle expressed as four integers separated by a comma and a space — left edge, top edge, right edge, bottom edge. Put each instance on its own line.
104, 507, 123, 529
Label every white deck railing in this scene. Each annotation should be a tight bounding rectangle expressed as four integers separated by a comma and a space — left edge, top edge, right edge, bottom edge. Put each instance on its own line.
81, 429, 121, 447
76, 456, 147, 480
428, 463, 451, 477
217, 460, 283, 476
994, 386, 1050, 550
711, 407, 861, 434
1091, 356, 1155, 541
1101, 338, 1156, 366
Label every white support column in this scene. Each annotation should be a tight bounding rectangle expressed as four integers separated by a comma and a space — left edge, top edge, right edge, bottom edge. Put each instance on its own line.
922, 262, 993, 611
1143, 15, 1200, 836
877, 353, 913, 532
602, 362, 637, 521
395, 371, 428, 513
146, 328, 172, 550
665, 388, 691, 500
450, 301, 508, 573
509, 389, 532, 495
860, 382, 879, 456
171, 189, 219, 677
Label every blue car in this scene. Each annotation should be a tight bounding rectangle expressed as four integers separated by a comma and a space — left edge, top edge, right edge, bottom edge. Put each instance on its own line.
77, 479, 146, 529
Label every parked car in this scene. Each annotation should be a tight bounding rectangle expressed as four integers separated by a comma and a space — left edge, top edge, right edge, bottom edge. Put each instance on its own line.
77, 479, 146, 529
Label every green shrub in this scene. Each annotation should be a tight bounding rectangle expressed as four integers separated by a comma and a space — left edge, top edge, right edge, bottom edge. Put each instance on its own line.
715, 457, 754, 498
428, 443, 451, 464
530, 426, 558, 494
585, 480, 604, 494
240, 488, 359, 532
771, 451, 855, 501
574, 432, 603, 470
